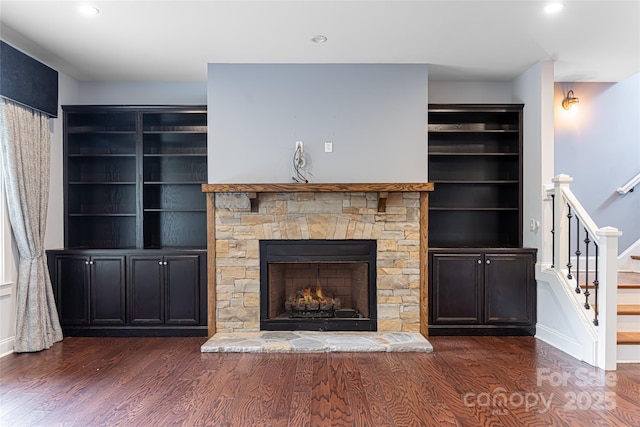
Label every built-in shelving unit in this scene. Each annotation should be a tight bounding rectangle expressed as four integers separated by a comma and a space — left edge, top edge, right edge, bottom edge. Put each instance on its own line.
50, 106, 208, 337
428, 104, 523, 248
65, 110, 138, 249
142, 109, 208, 249
427, 104, 536, 336
63, 106, 208, 249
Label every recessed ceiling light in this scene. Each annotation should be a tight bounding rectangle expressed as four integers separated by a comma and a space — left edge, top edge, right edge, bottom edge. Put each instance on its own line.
79, 5, 100, 16
544, 2, 564, 14
311, 35, 328, 44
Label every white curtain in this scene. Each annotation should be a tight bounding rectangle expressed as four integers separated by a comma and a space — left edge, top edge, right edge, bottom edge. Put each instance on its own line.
0, 98, 62, 352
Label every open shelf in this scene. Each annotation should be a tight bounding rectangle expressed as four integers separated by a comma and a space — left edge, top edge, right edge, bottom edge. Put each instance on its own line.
66, 216, 137, 249
143, 183, 206, 211
63, 105, 207, 249
429, 210, 521, 248
428, 104, 523, 249
143, 211, 207, 249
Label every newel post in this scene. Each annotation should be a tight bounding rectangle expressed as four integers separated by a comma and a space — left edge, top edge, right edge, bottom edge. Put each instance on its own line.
596, 226, 622, 371
552, 174, 573, 272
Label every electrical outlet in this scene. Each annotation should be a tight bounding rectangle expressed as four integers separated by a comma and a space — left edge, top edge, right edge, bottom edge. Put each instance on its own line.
325, 142, 333, 153
529, 218, 540, 231
295, 141, 303, 152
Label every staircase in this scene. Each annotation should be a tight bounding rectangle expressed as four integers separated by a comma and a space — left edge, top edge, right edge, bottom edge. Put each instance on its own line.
538, 175, 628, 370
616, 271, 640, 362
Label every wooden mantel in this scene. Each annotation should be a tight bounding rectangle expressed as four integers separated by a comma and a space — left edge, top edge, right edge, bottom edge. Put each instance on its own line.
201, 183, 434, 192
201, 182, 434, 337
202, 182, 434, 213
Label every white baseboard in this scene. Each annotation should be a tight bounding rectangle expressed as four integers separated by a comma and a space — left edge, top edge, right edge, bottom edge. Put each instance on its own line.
0, 281, 16, 358
535, 323, 586, 363
0, 336, 14, 358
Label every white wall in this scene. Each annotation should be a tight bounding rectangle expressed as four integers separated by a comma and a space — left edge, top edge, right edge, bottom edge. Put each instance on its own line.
207, 64, 428, 183
554, 74, 640, 252
75, 82, 207, 105
428, 81, 513, 104
45, 72, 80, 251
512, 61, 555, 259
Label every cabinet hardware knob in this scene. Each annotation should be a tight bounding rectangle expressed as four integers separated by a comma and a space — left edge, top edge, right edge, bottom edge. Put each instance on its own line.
158, 261, 163, 265
486, 259, 491, 264
164, 261, 168, 265
85, 261, 90, 265
477, 259, 482, 264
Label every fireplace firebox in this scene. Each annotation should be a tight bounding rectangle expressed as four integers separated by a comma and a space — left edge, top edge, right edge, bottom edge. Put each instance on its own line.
260, 240, 377, 331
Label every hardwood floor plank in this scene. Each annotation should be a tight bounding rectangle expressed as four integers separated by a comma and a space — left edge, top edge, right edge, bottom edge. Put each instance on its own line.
309, 354, 331, 426
288, 391, 311, 427
328, 353, 354, 425
356, 355, 398, 426
293, 353, 313, 392
271, 354, 298, 420
1, 336, 639, 426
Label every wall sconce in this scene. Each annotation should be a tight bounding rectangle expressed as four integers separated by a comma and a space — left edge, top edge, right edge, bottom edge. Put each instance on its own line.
562, 90, 579, 110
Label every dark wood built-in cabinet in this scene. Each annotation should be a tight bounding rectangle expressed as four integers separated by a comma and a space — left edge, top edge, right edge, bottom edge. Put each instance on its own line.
48, 249, 206, 336
52, 254, 125, 326
428, 104, 536, 335
429, 249, 536, 335
48, 106, 208, 336
129, 254, 203, 326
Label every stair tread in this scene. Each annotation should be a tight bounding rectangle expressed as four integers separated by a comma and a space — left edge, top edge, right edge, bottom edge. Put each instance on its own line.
618, 331, 640, 344
618, 284, 640, 289
579, 283, 640, 289
577, 272, 640, 288
618, 304, 640, 315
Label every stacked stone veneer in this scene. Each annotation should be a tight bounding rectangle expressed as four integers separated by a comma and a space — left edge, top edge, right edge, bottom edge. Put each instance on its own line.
214, 191, 421, 332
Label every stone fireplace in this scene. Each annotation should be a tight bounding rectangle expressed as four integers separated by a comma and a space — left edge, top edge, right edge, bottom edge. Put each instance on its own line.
202, 183, 433, 337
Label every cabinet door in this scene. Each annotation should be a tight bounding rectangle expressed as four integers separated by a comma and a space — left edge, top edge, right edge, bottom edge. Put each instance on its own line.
129, 256, 164, 324
165, 255, 200, 325
430, 253, 482, 324
484, 253, 534, 324
54, 255, 90, 325
90, 256, 126, 325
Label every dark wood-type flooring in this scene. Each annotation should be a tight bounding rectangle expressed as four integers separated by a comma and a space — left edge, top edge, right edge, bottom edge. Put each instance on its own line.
1, 336, 639, 426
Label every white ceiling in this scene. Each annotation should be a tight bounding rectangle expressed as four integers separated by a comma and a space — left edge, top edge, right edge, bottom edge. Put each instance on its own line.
1, 1, 638, 83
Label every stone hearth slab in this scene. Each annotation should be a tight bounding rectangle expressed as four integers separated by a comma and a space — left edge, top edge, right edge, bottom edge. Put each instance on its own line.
201, 331, 433, 353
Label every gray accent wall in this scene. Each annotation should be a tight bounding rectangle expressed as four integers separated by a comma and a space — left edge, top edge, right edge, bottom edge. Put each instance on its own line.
554, 74, 640, 252
207, 64, 428, 183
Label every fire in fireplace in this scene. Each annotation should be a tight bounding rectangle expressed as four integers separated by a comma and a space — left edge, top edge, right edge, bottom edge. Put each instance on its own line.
260, 240, 377, 331
286, 285, 343, 318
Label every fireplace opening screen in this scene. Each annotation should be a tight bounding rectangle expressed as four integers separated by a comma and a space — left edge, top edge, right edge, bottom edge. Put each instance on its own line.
260, 240, 377, 331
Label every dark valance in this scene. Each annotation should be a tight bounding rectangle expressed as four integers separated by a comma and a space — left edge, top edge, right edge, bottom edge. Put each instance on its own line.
1, 41, 58, 118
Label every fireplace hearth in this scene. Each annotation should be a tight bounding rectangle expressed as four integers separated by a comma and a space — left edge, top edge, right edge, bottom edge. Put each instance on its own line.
260, 240, 377, 331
